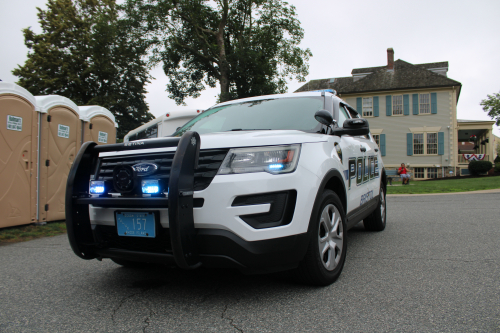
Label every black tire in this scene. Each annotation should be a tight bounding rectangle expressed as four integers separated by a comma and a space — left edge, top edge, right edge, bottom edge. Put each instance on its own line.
296, 190, 347, 286
363, 185, 386, 231
110, 258, 151, 268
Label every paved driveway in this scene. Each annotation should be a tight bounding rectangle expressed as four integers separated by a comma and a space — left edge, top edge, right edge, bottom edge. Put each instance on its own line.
1, 192, 499, 332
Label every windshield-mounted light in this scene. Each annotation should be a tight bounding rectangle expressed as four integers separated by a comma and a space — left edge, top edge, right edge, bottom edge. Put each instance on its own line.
217, 145, 301, 175
89, 180, 105, 194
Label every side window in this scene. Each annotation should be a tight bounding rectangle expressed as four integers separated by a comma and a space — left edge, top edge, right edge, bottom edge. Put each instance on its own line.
338, 105, 350, 127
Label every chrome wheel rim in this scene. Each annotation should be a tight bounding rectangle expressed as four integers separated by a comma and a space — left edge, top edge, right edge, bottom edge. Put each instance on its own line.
380, 189, 386, 223
318, 204, 343, 271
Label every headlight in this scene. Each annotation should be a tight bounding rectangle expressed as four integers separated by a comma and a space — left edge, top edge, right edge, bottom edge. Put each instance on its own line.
218, 145, 301, 175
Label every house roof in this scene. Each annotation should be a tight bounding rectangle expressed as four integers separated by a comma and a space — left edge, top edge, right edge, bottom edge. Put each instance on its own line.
295, 59, 462, 100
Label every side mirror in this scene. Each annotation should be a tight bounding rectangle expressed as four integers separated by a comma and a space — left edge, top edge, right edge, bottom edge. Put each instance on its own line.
333, 118, 370, 136
314, 110, 334, 126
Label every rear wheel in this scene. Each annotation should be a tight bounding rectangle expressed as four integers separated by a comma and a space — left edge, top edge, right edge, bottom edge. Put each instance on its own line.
296, 190, 347, 286
363, 185, 386, 231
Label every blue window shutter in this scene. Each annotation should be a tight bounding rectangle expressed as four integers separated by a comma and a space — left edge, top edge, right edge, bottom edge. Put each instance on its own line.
407, 133, 413, 156
438, 132, 444, 155
373, 96, 379, 117
431, 93, 437, 114
380, 134, 386, 156
412, 94, 419, 115
356, 97, 362, 114
386, 95, 392, 116
403, 94, 409, 115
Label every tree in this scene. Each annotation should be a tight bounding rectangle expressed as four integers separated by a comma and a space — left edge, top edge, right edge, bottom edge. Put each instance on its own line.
121, 0, 312, 104
481, 91, 500, 126
12, 0, 154, 138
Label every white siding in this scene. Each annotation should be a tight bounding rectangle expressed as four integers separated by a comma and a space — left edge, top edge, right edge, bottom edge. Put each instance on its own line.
345, 90, 454, 167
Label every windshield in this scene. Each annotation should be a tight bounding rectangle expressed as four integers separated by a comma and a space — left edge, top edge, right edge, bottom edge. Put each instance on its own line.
173, 97, 324, 136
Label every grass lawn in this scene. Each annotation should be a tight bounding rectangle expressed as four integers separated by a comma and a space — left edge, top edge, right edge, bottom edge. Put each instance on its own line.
0, 222, 66, 245
387, 175, 500, 194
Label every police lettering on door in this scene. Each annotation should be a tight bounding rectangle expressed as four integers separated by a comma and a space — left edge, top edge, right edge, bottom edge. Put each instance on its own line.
347, 155, 379, 190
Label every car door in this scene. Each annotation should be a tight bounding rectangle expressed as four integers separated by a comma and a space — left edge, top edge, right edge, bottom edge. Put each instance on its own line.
337, 103, 376, 214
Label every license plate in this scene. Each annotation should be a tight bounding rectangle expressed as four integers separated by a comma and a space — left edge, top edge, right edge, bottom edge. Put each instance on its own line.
116, 212, 156, 238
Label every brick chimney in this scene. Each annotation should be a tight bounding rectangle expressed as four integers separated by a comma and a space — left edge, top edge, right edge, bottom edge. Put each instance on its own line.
387, 48, 394, 70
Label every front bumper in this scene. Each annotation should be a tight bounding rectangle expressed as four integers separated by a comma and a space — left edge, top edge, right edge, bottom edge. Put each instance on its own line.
66, 132, 317, 272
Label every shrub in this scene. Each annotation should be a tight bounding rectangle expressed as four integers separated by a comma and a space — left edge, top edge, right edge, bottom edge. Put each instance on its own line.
468, 160, 493, 175
495, 155, 500, 163
495, 162, 500, 173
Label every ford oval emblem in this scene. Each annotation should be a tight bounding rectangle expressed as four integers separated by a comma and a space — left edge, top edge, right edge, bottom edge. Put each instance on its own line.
131, 163, 159, 176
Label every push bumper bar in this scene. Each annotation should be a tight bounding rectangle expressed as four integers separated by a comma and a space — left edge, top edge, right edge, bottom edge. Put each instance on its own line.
65, 131, 202, 269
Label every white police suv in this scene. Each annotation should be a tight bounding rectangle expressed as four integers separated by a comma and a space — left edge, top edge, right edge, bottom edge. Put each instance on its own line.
66, 90, 387, 286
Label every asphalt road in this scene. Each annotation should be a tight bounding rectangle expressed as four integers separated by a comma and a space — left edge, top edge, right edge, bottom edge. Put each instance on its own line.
1, 192, 499, 332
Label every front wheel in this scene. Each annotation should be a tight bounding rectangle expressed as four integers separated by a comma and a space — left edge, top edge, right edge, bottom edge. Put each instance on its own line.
363, 185, 386, 231
296, 190, 347, 286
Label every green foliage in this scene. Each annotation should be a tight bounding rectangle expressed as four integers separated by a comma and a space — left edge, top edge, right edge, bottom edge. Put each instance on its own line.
495, 155, 500, 163
12, 0, 154, 139
121, 0, 312, 104
495, 162, 500, 172
468, 160, 493, 175
480, 91, 500, 126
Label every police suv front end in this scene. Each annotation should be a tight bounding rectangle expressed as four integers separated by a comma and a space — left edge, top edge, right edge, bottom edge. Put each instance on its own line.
66, 91, 386, 284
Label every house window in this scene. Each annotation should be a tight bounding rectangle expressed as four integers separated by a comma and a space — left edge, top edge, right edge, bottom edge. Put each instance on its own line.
427, 167, 438, 179
393, 95, 403, 115
413, 133, 424, 154
427, 133, 437, 154
362, 97, 373, 117
414, 167, 425, 179
419, 94, 430, 114
413, 132, 438, 155
372, 134, 380, 146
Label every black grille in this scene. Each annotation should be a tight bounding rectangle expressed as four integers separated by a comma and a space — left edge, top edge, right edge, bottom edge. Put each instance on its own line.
95, 149, 228, 192
94, 225, 172, 254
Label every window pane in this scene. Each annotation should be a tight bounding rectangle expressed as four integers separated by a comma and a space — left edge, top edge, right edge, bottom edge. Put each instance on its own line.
427, 167, 438, 179
372, 134, 380, 146
419, 93, 430, 114
414, 133, 424, 154
393, 95, 403, 115
427, 133, 437, 154
414, 167, 424, 178
363, 97, 373, 117
338, 105, 349, 126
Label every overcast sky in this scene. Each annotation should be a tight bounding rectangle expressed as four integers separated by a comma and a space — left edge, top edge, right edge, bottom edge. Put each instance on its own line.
1, 0, 499, 136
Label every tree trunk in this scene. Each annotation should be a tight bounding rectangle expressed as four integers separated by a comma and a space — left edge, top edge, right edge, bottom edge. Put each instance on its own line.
216, 0, 230, 103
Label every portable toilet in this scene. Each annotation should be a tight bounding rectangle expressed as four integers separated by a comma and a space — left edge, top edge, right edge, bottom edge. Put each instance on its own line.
79, 105, 117, 145
0, 82, 40, 228
35, 95, 81, 222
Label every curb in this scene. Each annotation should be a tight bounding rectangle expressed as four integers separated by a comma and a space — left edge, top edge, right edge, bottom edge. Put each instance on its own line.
387, 188, 500, 197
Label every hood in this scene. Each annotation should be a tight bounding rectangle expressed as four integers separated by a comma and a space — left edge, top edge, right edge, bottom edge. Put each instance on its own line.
199, 130, 326, 149
100, 130, 326, 158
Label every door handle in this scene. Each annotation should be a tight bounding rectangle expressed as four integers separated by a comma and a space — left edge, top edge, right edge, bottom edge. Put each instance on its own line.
360, 147, 366, 152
